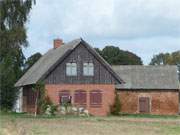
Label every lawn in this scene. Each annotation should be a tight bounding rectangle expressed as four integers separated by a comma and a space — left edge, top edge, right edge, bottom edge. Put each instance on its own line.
0, 113, 180, 135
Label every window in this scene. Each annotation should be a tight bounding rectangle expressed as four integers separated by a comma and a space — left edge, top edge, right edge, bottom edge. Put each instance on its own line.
74, 90, 87, 105
90, 90, 102, 107
66, 63, 77, 76
139, 97, 150, 113
83, 62, 94, 76
59, 91, 71, 105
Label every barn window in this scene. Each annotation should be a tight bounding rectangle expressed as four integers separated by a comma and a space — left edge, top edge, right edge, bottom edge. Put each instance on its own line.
90, 90, 102, 107
59, 91, 71, 105
139, 97, 150, 113
66, 63, 77, 76
83, 62, 94, 76
74, 90, 87, 105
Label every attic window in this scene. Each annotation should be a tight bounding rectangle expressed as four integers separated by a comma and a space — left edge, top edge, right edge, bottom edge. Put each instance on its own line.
83, 62, 94, 76
66, 63, 77, 76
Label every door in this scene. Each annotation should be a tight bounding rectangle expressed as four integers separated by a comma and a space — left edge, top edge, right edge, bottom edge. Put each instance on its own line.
139, 97, 150, 113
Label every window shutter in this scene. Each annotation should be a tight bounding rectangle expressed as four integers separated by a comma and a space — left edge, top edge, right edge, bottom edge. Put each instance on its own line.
74, 90, 87, 105
90, 90, 102, 107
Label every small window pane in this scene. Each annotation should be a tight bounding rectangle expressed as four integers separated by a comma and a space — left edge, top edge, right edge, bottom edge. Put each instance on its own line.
66, 64, 71, 76
83, 63, 88, 76
83, 62, 94, 76
72, 63, 77, 76
89, 64, 94, 76
66, 63, 77, 76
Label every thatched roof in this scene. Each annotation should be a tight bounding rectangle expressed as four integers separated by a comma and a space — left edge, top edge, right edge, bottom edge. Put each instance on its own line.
112, 65, 179, 90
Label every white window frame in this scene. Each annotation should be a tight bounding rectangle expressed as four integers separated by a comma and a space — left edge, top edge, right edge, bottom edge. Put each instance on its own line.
66, 63, 77, 76
83, 62, 94, 76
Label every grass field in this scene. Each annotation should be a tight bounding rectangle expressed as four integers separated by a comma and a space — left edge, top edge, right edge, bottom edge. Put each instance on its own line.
0, 113, 180, 135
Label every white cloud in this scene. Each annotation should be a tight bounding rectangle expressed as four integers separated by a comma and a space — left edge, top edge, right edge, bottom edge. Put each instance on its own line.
24, 0, 180, 64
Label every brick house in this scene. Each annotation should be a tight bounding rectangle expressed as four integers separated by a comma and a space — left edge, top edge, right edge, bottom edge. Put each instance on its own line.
15, 38, 180, 116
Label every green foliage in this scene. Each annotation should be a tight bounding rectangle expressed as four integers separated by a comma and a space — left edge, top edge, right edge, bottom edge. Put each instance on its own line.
41, 96, 53, 113
111, 92, 121, 115
0, 48, 25, 109
0, 0, 35, 110
150, 51, 180, 65
95, 46, 143, 65
40, 96, 58, 116
24, 52, 42, 72
32, 81, 46, 114
47, 104, 57, 116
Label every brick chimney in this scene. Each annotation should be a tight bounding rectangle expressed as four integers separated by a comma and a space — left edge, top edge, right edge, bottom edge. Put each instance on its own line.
54, 39, 63, 49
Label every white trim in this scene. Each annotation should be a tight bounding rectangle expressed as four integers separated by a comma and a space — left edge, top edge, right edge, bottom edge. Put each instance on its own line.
13, 87, 23, 112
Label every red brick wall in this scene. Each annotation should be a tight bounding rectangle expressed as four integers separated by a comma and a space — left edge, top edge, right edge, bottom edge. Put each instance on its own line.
45, 84, 115, 116
117, 90, 179, 115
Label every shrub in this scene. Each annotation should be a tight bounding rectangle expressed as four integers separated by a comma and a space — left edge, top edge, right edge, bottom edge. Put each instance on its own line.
40, 96, 53, 113
111, 91, 121, 115
45, 104, 58, 116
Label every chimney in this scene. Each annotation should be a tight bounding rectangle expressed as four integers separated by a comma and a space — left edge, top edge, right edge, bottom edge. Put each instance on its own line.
54, 39, 63, 49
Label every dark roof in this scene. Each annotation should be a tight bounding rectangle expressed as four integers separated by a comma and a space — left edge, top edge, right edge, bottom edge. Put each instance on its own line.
112, 65, 180, 90
15, 38, 123, 87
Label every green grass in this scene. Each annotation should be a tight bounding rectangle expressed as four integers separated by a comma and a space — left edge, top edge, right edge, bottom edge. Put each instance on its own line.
0, 112, 180, 135
117, 113, 180, 119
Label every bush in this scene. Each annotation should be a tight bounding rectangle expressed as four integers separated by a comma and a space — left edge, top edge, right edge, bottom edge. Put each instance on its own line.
40, 96, 57, 115
40, 96, 53, 113
111, 91, 121, 115
45, 104, 58, 116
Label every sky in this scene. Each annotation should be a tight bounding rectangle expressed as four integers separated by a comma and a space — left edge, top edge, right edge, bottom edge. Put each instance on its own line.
24, 0, 180, 65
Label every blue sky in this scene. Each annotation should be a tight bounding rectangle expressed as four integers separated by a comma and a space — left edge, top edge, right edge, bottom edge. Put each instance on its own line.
24, 0, 180, 64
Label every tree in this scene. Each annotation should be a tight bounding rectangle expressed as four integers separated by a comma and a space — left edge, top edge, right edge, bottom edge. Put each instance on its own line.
111, 91, 121, 115
0, 0, 35, 110
150, 51, 180, 65
32, 81, 45, 117
24, 52, 42, 71
95, 46, 143, 65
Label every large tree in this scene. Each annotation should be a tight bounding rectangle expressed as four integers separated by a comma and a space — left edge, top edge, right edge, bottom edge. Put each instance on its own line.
24, 52, 42, 72
95, 46, 143, 65
0, 0, 35, 110
150, 51, 180, 65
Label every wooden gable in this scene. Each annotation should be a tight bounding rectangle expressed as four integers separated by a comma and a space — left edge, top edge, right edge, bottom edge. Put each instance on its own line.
44, 41, 121, 84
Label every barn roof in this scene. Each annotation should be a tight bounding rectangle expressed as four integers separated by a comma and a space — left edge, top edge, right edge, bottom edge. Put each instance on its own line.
112, 65, 180, 90
15, 38, 123, 87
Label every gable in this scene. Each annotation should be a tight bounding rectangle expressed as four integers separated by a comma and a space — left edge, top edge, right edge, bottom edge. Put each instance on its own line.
45, 42, 121, 84
15, 38, 123, 87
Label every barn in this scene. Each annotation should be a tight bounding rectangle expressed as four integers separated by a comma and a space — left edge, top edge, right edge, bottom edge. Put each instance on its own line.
113, 66, 180, 115
14, 38, 180, 116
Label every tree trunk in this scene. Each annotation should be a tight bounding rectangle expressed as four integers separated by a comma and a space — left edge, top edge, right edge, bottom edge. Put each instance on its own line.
34, 91, 39, 117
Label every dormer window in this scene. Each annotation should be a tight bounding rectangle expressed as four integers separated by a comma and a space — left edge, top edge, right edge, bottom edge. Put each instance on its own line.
66, 63, 77, 76
83, 62, 94, 76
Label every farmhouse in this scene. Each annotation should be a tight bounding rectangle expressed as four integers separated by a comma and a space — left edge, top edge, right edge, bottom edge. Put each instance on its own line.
15, 38, 180, 116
